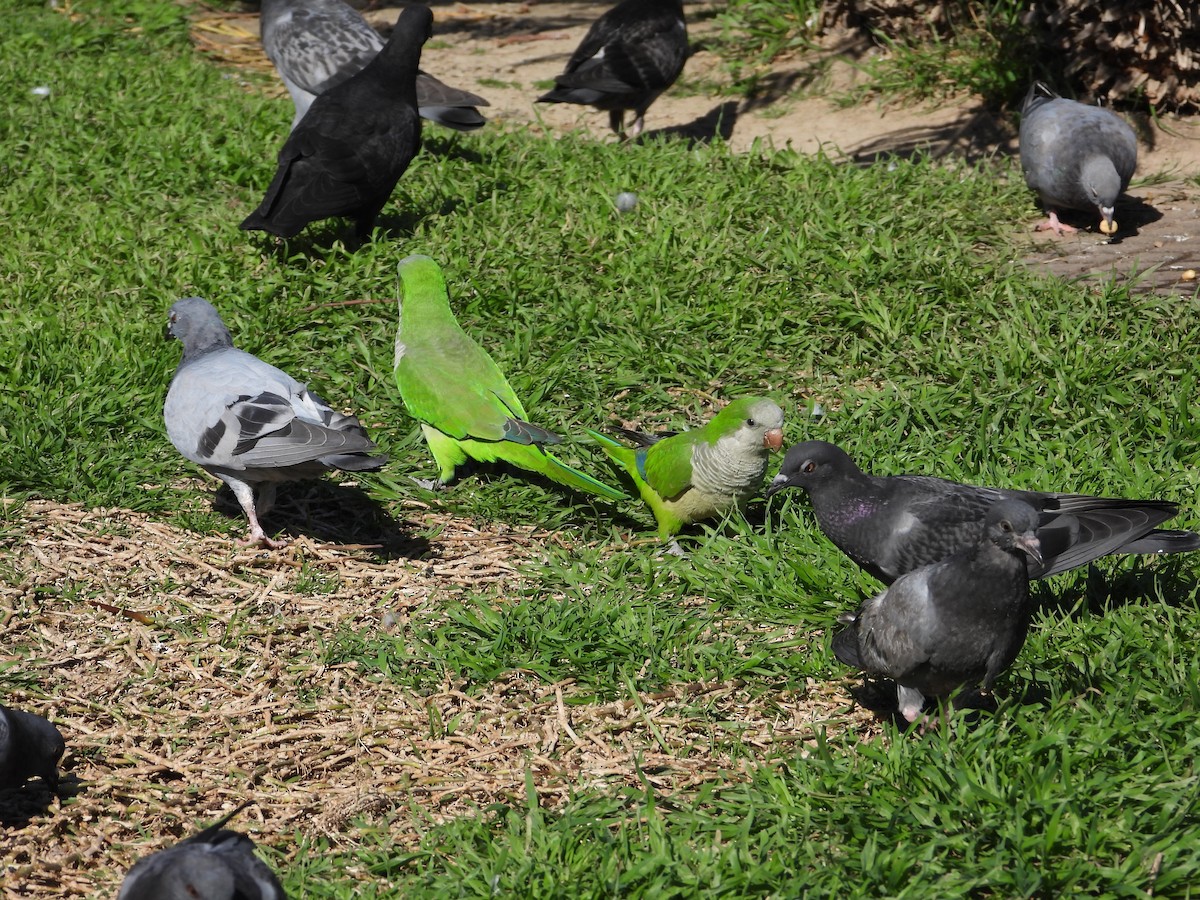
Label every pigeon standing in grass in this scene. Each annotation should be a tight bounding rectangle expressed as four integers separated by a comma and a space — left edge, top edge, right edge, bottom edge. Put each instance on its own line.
260, 0, 488, 132
164, 297, 386, 549
767, 440, 1199, 583
241, 4, 430, 240
537, 0, 688, 139
117, 805, 286, 900
586, 398, 785, 548
832, 499, 1043, 725
1019, 81, 1138, 236
394, 255, 626, 501
0, 704, 65, 792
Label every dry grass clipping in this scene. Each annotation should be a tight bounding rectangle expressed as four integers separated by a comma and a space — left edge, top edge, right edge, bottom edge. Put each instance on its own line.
0, 501, 871, 898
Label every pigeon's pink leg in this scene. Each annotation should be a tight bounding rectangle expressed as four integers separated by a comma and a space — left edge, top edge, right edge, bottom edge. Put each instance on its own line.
229, 481, 287, 549
1034, 209, 1077, 235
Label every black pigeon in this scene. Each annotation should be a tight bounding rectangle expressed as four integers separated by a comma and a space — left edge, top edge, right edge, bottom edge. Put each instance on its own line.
241, 4, 430, 240
1019, 81, 1137, 236
832, 499, 1042, 724
260, 0, 488, 132
0, 704, 65, 791
117, 804, 286, 900
767, 440, 1199, 584
537, 0, 688, 138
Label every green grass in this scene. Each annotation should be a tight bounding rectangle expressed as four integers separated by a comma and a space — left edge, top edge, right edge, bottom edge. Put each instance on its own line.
3, 0, 1200, 897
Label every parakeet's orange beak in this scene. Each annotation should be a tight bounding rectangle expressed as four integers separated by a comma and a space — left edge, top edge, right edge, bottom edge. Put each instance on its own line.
763, 428, 784, 452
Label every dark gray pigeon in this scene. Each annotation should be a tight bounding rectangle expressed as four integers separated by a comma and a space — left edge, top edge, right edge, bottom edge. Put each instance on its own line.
241, 4, 429, 240
832, 499, 1042, 724
164, 297, 386, 548
537, 0, 688, 138
1019, 81, 1138, 236
767, 440, 1199, 584
117, 805, 286, 900
260, 0, 488, 132
0, 704, 65, 791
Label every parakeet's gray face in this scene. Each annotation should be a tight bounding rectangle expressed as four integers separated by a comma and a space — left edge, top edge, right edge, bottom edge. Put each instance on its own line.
729, 400, 785, 455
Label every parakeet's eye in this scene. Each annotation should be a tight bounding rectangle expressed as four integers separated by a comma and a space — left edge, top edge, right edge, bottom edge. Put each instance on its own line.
747, 417, 756, 427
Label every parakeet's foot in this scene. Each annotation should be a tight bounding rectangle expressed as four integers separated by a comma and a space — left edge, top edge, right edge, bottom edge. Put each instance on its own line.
662, 539, 688, 558
1034, 210, 1077, 235
411, 476, 453, 492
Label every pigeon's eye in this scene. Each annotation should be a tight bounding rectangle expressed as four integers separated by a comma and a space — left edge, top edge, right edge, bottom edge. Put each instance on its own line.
802, 461, 817, 474
1000, 520, 1013, 532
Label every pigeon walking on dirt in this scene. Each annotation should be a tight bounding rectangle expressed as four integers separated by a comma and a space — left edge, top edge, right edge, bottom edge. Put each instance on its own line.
241, 4, 430, 240
587, 398, 785, 549
1019, 81, 1138, 236
117, 805, 286, 900
0, 704, 65, 792
767, 440, 1199, 583
832, 499, 1042, 725
537, 0, 688, 138
260, 0, 488, 132
163, 297, 386, 549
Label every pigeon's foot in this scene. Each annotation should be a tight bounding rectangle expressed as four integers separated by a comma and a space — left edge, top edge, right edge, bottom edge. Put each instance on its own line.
1034, 210, 1078, 235
238, 530, 288, 550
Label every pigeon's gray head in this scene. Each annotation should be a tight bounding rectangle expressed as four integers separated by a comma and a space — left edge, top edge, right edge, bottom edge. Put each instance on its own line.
984, 499, 1043, 567
166, 297, 234, 358
1079, 156, 1123, 234
766, 440, 859, 498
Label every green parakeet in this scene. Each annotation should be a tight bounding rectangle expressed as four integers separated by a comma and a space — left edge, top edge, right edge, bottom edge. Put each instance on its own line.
587, 397, 785, 541
394, 255, 626, 501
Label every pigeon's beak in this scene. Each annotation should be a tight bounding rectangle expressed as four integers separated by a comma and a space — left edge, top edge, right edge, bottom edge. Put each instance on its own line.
763, 428, 784, 452
1016, 532, 1043, 568
1099, 207, 1117, 235
765, 472, 790, 498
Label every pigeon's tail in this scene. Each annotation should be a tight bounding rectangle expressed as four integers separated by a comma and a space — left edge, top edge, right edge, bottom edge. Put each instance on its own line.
321, 451, 388, 472
1116, 528, 1200, 557
538, 85, 609, 106
830, 627, 863, 669
418, 105, 487, 131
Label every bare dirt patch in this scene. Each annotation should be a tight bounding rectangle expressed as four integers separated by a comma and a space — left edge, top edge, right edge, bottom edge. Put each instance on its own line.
0, 501, 870, 897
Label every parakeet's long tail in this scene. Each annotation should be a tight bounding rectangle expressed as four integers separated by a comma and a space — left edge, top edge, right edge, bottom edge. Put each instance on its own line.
537, 448, 628, 501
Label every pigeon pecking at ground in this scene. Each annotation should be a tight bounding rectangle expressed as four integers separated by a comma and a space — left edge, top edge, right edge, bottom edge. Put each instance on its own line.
537, 0, 689, 139
163, 297, 386, 549
259, 0, 488, 132
767, 440, 1199, 584
587, 398, 785, 551
241, 4, 430, 240
1018, 81, 1138, 236
832, 499, 1043, 726
0, 704, 66, 792
117, 804, 286, 900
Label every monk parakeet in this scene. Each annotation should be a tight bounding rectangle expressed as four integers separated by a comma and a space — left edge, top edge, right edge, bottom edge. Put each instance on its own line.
394, 255, 626, 501
587, 397, 785, 543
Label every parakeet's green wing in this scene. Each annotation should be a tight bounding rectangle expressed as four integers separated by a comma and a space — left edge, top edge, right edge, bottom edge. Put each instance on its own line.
641, 434, 699, 501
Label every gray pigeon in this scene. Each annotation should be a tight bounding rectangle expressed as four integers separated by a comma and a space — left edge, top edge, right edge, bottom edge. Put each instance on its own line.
537, 0, 688, 138
117, 805, 286, 900
164, 297, 386, 548
832, 499, 1042, 725
1019, 81, 1138, 236
241, 4, 429, 240
260, 0, 488, 132
767, 440, 1199, 584
0, 704, 65, 791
